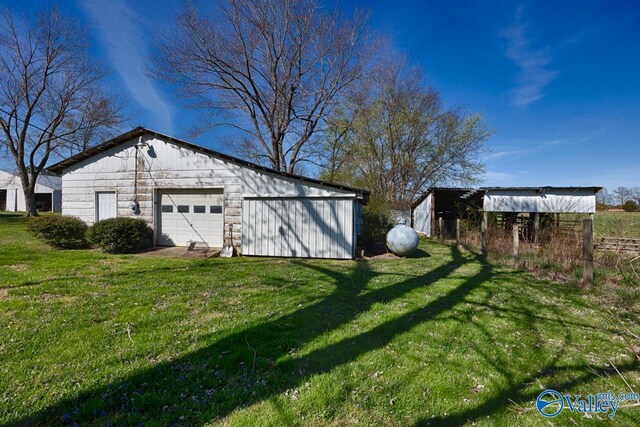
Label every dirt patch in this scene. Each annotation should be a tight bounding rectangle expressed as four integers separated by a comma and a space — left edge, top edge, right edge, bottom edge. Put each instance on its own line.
7, 264, 28, 271
0, 288, 8, 299
197, 310, 227, 322
136, 246, 221, 259
364, 252, 400, 260
39, 293, 78, 303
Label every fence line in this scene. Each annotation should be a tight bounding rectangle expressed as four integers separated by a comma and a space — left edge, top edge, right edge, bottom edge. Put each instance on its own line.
596, 237, 640, 255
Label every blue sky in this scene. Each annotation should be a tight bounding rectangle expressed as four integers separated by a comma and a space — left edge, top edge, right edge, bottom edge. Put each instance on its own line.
3, 1, 639, 188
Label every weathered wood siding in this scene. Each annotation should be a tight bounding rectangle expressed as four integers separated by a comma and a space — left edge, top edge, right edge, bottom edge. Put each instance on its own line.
242, 198, 354, 259
412, 194, 433, 236
483, 189, 597, 213
61, 135, 358, 252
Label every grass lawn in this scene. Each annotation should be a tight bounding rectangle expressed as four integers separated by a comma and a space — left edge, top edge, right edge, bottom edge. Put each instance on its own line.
595, 211, 640, 238
1, 212, 639, 426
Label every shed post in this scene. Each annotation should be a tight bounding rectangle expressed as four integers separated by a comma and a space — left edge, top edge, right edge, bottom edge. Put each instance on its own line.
583, 216, 594, 288
481, 211, 488, 256
533, 213, 540, 246
430, 194, 436, 238
438, 217, 444, 240
456, 218, 461, 245
513, 222, 519, 268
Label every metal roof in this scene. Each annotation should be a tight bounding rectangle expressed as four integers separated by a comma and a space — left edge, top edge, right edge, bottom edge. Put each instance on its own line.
46, 127, 370, 198
411, 187, 478, 209
481, 186, 602, 192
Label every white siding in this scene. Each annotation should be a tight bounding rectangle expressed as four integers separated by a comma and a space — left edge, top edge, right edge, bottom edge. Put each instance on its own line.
390, 208, 411, 225
5, 189, 18, 211
61, 135, 360, 256
242, 198, 354, 259
483, 189, 597, 213
413, 194, 432, 236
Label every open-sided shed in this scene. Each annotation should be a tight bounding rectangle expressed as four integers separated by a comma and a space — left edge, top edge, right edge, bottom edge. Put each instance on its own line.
412, 186, 601, 237
412, 187, 484, 237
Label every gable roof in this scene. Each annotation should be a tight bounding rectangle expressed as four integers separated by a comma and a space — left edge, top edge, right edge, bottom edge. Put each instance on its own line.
46, 127, 369, 198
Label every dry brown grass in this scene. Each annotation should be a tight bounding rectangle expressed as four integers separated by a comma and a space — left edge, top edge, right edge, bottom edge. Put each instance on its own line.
457, 218, 640, 313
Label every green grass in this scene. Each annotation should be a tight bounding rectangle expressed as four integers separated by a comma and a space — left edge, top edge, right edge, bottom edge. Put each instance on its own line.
1, 212, 639, 426
595, 211, 640, 238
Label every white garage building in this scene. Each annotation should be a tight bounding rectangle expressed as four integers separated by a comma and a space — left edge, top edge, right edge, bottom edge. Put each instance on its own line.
47, 127, 368, 259
0, 170, 62, 212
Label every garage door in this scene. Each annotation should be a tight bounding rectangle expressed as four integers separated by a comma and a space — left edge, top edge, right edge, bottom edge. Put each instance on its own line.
242, 198, 354, 259
157, 189, 224, 247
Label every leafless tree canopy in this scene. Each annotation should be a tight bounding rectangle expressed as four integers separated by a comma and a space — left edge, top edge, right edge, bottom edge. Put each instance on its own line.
0, 5, 123, 216
321, 56, 491, 208
599, 186, 640, 207
155, 0, 374, 173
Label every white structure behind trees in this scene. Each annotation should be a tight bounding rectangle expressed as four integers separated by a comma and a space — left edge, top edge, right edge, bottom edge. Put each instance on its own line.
0, 170, 61, 212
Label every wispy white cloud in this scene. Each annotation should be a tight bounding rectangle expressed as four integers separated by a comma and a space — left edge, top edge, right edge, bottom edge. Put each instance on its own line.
485, 147, 538, 161
81, 0, 174, 133
588, 167, 640, 190
486, 127, 607, 162
501, 8, 558, 107
484, 171, 514, 183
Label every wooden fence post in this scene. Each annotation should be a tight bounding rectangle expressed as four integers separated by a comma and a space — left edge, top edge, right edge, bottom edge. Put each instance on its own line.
481, 211, 488, 256
513, 222, 519, 268
439, 217, 444, 241
456, 218, 461, 245
534, 213, 540, 246
583, 217, 594, 288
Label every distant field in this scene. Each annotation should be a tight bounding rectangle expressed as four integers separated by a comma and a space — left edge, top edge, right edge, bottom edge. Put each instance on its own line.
595, 211, 640, 238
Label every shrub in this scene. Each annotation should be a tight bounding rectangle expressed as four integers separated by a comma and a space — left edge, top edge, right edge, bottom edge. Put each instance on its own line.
87, 217, 153, 253
27, 215, 89, 249
361, 197, 393, 254
622, 200, 638, 212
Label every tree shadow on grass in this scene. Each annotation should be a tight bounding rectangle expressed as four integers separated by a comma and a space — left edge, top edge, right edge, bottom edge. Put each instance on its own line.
407, 248, 430, 258
9, 245, 486, 426
413, 267, 640, 426
7, 242, 639, 426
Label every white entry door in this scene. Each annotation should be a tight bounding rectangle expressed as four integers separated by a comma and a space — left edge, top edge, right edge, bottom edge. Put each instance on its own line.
96, 191, 117, 221
157, 189, 224, 247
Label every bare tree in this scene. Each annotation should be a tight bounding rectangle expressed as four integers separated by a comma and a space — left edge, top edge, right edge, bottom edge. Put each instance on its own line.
319, 56, 491, 207
596, 188, 611, 206
630, 186, 640, 205
0, 5, 123, 216
155, 0, 375, 173
613, 186, 631, 206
